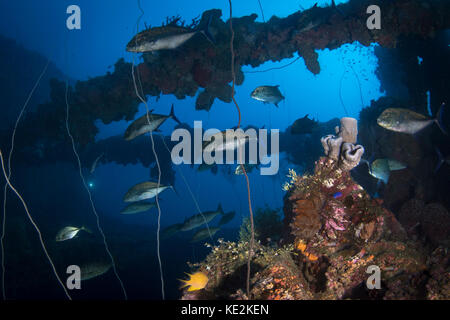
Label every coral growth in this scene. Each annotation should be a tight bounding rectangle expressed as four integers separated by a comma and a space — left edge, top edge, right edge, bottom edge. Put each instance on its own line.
181, 151, 448, 300
321, 117, 364, 171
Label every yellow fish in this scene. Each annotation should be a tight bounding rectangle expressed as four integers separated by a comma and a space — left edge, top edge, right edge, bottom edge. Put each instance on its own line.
179, 271, 209, 292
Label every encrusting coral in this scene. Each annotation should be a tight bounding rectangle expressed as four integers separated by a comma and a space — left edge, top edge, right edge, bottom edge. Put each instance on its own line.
180, 117, 449, 300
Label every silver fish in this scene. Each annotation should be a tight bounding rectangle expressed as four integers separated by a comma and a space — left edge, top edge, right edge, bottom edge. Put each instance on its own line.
80, 261, 112, 281
250, 85, 285, 107
56, 226, 91, 242
203, 130, 257, 154
234, 164, 258, 175
377, 104, 447, 135
123, 181, 171, 202
369, 158, 407, 184
124, 104, 181, 141
126, 15, 214, 52
180, 204, 224, 231
120, 201, 156, 214
190, 227, 220, 243
218, 211, 235, 226
161, 223, 183, 240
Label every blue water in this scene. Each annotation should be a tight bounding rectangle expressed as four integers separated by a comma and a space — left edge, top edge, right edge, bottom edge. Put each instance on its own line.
0, 0, 384, 299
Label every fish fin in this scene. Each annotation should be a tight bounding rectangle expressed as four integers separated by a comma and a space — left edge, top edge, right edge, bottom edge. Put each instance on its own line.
435, 103, 448, 135
359, 158, 370, 170
199, 14, 215, 45
275, 85, 280, 88
170, 185, 180, 197
169, 104, 181, 125
218, 203, 224, 214
274, 103, 279, 108
211, 164, 218, 175
179, 279, 189, 289
434, 147, 445, 174
81, 226, 93, 234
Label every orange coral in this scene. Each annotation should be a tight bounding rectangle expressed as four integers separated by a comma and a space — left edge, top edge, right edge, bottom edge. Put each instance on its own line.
296, 240, 319, 261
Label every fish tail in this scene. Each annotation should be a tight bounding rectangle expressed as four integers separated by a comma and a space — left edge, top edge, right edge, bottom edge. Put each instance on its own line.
82, 226, 93, 234
170, 184, 180, 197
200, 14, 215, 45
435, 103, 448, 135
169, 104, 181, 125
434, 147, 445, 174
178, 279, 189, 289
359, 158, 370, 171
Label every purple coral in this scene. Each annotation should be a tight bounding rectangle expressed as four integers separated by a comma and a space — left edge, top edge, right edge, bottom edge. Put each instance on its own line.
323, 201, 350, 239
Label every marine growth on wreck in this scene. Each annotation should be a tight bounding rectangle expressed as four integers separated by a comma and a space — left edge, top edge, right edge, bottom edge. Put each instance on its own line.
0, 0, 449, 304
